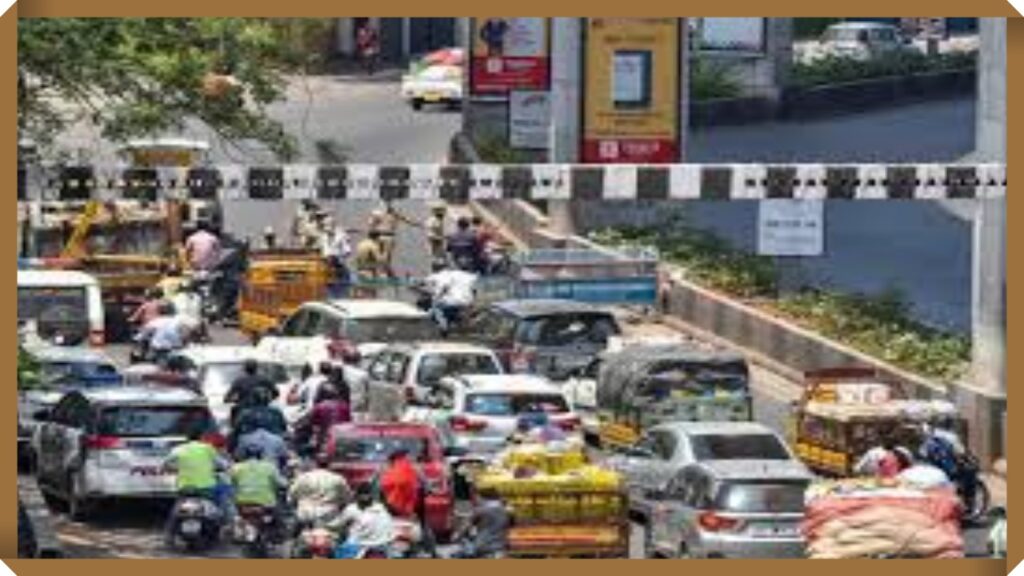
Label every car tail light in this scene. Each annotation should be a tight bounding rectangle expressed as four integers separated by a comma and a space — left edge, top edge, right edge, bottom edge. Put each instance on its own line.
698, 511, 742, 533
89, 330, 105, 347
85, 435, 124, 450
450, 415, 487, 433
556, 416, 581, 431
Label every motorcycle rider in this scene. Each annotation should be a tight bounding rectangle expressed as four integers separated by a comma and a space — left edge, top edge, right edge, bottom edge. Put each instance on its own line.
375, 449, 438, 558
288, 459, 353, 556
446, 217, 481, 272
320, 215, 352, 298
162, 426, 230, 548
452, 486, 510, 559
234, 423, 291, 474
230, 445, 289, 541
422, 262, 477, 334
225, 359, 280, 427
135, 302, 187, 364
128, 287, 165, 329
308, 383, 352, 454
336, 483, 395, 558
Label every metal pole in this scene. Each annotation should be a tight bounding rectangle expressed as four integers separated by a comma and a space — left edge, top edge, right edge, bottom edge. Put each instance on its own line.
547, 17, 583, 237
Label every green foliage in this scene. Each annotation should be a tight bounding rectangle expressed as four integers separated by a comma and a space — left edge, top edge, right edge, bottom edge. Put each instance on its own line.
18, 18, 335, 161
690, 57, 743, 101
793, 18, 843, 40
475, 135, 534, 164
18, 346, 41, 391
590, 223, 970, 382
791, 49, 977, 88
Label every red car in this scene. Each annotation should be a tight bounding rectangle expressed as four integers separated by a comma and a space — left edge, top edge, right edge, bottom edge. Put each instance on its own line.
321, 423, 455, 541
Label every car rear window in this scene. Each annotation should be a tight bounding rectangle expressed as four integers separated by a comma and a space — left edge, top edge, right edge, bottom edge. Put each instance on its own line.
715, 482, 808, 513
465, 393, 569, 417
97, 406, 213, 438
41, 362, 121, 387
691, 433, 791, 461
417, 353, 501, 383
334, 435, 431, 463
347, 318, 440, 343
519, 314, 620, 347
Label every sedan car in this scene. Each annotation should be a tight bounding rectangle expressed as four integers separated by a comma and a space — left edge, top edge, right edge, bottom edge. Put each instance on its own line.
605, 421, 801, 523
32, 386, 220, 520
321, 422, 456, 541
401, 48, 464, 111
644, 460, 813, 558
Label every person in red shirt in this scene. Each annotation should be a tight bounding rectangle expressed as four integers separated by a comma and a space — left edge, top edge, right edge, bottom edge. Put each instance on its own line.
378, 450, 420, 519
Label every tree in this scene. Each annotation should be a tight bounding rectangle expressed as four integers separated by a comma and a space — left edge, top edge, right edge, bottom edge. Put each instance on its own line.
18, 18, 334, 161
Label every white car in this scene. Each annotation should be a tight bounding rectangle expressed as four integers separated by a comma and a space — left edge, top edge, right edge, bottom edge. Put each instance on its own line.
32, 386, 219, 519
366, 341, 504, 406
401, 49, 464, 111
819, 22, 909, 61
166, 346, 292, 429
255, 299, 441, 377
415, 374, 583, 457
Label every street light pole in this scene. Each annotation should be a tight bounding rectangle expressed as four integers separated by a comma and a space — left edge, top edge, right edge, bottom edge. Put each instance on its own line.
547, 17, 583, 237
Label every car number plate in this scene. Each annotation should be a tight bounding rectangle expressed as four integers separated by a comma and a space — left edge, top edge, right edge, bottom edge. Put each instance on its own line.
751, 525, 799, 538
181, 519, 202, 535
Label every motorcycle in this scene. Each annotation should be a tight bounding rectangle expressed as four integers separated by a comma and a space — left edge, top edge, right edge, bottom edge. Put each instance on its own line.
233, 504, 280, 558
169, 493, 223, 552
920, 436, 990, 523
388, 517, 425, 559
292, 523, 339, 559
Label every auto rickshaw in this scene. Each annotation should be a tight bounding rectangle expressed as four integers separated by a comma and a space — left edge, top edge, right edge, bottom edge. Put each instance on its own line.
790, 367, 966, 477
589, 344, 753, 452
238, 249, 333, 341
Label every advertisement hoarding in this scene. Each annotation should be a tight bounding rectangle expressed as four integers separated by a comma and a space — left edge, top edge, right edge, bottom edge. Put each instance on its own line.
470, 18, 550, 96
509, 90, 552, 149
697, 17, 766, 53
581, 18, 682, 164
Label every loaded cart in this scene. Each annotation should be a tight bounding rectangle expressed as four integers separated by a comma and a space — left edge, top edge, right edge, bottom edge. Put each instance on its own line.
473, 444, 630, 558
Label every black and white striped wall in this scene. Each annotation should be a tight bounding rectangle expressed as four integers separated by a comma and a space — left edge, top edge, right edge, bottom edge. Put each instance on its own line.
18, 163, 1007, 202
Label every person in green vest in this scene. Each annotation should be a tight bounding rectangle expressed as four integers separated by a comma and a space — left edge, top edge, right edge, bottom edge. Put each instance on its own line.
230, 445, 288, 540
162, 426, 229, 547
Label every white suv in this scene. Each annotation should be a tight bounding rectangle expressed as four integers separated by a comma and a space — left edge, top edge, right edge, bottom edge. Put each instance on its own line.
255, 299, 440, 376
420, 374, 583, 457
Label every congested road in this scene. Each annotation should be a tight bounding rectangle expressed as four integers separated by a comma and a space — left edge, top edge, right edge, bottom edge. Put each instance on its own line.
20, 203, 999, 559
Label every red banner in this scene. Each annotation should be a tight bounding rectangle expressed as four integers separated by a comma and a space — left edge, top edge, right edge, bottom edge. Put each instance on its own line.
470, 57, 549, 94
581, 138, 679, 164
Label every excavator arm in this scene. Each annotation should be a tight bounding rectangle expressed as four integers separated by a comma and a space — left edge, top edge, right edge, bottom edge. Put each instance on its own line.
60, 200, 102, 260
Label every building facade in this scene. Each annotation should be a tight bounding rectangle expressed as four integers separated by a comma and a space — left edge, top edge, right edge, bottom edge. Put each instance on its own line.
334, 18, 469, 63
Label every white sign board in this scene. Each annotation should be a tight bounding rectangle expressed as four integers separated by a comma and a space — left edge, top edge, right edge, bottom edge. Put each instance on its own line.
509, 90, 551, 149
699, 17, 765, 53
757, 200, 825, 256
612, 52, 648, 105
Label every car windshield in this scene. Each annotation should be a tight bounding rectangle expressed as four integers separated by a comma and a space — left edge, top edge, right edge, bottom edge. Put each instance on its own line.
17, 287, 88, 321
417, 353, 501, 385
521, 314, 620, 347
347, 318, 439, 343
465, 393, 569, 417
97, 406, 213, 438
715, 482, 808, 513
201, 362, 289, 394
691, 433, 791, 461
824, 27, 869, 42
334, 435, 431, 463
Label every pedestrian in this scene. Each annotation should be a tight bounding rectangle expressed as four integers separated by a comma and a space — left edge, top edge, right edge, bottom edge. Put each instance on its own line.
426, 202, 448, 267
292, 200, 319, 248
479, 19, 509, 57
320, 215, 352, 299
353, 230, 388, 298
356, 22, 381, 76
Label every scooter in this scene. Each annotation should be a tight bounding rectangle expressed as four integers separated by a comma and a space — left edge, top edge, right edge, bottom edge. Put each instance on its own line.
233, 504, 281, 558
169, 492, 223, 553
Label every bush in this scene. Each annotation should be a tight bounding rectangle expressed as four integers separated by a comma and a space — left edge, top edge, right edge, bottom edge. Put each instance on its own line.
475, 135, 533, 164
590, 224, 970, 382
791, 49, 977, 88
690, 58, 743, 102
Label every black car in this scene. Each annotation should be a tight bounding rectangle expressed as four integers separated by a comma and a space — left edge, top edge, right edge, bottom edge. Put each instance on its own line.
449, 299, 621, 380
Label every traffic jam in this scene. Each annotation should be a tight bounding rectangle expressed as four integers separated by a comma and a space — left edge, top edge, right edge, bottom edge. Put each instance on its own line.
16, 195, 1005, 560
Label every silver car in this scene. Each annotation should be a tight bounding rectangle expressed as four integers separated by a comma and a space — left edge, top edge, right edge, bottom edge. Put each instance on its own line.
644, 460, 812, 558
605, 421, 800, 523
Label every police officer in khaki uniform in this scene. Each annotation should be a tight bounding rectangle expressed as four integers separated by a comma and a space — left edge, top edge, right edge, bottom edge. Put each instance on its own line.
426, 202, 448, 266
352, 230, 388, 298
